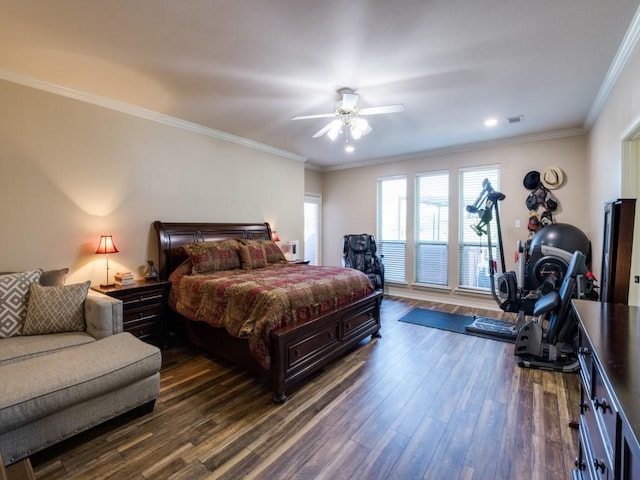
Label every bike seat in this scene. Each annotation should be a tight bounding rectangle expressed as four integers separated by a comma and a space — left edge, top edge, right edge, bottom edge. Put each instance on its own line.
533, 291, 560, 316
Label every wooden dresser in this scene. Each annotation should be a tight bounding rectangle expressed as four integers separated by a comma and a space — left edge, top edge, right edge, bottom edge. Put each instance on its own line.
572, 300, 640, 479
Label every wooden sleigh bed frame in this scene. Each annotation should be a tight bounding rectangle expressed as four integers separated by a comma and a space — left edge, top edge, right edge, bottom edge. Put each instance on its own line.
153, 221, 382, 402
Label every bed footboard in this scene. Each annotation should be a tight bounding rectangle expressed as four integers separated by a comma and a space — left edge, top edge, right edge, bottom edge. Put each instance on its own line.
270, 290, 382, 403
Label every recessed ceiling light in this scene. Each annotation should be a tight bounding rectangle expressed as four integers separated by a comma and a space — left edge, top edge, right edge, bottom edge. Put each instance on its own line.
484, 117, 498, 127
345, 145, 355, 153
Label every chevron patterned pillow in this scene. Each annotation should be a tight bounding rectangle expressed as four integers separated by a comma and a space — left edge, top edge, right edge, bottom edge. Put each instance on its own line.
0, 269, 42, 338
23, 281, 90, 335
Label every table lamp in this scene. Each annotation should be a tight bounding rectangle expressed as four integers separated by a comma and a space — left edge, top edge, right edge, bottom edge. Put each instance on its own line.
95, 235, 119, 288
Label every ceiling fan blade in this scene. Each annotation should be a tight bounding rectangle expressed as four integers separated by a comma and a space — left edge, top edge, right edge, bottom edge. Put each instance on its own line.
341, 93, 359, 110
358, 104, 405, 116
311, 120, 337, 138
292, 112, 335, 121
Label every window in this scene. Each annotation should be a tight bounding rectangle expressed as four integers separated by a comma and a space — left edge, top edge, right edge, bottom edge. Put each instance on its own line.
415, 171, 449, 285
459, 166, 501, 290
377, 176, 407, 283
304, 194, 321, 265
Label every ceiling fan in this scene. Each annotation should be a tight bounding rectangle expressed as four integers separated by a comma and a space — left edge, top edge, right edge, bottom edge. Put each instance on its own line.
292, 88, 405, 141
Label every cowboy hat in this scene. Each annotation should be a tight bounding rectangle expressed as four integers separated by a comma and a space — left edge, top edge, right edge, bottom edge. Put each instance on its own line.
523, 170, 540, 190
541, 166, 564, 189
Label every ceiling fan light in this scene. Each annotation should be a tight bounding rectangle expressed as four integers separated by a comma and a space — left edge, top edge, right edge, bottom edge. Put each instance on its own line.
350, 117, 371, 140
327, 119, 342, 141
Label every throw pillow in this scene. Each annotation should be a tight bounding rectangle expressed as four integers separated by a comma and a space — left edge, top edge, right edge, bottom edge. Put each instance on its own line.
238, 243, 268, 269
262, 241, 287, 264
40, 268, 69, 286
183, 240, 241, 273
0, 269, 42, 338
23, 281, 90, 335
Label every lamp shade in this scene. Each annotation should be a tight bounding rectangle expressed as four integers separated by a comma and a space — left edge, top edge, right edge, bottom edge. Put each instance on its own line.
272, 231, 281, 242
95, 235, 119, 254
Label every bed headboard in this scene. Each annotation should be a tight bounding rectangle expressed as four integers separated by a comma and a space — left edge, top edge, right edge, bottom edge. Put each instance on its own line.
153, 221, 273, 280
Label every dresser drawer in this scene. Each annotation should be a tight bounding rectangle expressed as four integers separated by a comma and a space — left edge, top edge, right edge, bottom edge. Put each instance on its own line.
342, 307, 377, 341
580, 412, 614, 480
123, 305, 163, 324
116, 288, 166, 308
125, 317, 163, 342
581, 388, 612, 479
577, 325, 593, 397
591, 359, 618, 468
286, 323, 340, 370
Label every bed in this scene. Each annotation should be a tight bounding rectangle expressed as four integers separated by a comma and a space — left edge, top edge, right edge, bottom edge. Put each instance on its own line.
153, 221, 382, 402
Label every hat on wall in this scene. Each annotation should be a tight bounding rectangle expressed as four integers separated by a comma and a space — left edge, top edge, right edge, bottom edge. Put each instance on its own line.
541, 166, 564, 189
527, 212, 540, 232
526, 191, 539, 210
523, 170, 541, 190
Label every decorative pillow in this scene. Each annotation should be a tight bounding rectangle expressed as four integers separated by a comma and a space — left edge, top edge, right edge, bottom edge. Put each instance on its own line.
0, 270, 42, 338
22, 281, 90, 335
183, 240, 241, 273
238, 243, 268, 269
261, 240, 287, 264
238, 239, 287, 264
40, 268, 69, 286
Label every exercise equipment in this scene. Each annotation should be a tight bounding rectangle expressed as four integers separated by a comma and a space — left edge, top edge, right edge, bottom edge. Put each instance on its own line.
463, 179, 598, 371
514, 250, 588, 372
463, 179, 524, 339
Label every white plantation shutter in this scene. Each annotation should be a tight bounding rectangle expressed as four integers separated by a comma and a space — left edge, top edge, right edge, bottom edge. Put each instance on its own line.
377, 176, 407, 283
459, 166, 501, 290
415, 171, 449, 286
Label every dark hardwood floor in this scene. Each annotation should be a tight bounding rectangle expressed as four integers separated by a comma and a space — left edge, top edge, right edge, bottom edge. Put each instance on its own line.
31, 296, 580, 479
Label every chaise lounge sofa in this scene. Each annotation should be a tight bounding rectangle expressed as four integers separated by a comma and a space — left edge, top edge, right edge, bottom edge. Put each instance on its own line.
0, 269, 162, 465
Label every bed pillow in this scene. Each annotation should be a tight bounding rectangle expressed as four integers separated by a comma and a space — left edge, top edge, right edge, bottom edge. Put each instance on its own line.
261, 240, 287, 264
238, 243, 268, 269
22, 281, 90, 335
238, 239, 287, 264
183, 240, 241, 273
0, 269, 42, 338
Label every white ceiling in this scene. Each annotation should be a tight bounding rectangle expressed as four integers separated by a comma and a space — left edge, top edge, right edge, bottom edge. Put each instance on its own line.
1, 0, 639, 169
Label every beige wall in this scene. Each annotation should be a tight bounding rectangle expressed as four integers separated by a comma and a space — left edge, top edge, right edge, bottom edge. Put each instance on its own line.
0, 79, 304, 285
588, 38, 640, 306
304, 168, 323, 195
322, 134, 589, 307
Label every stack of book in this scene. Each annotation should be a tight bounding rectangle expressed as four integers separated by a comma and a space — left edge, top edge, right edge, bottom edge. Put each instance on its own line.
114, 272, 136, 286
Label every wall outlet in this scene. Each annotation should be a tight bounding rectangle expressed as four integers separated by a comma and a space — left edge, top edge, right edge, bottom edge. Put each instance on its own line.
515, 219, 521, 228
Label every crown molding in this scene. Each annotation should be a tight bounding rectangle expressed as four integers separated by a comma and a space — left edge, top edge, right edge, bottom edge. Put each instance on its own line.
317, 127, 586, 171
0, 69, 307, 163
584, 4, 640, 128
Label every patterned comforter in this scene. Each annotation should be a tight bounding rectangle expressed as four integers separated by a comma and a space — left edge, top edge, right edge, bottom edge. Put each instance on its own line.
168, 263, 374, 369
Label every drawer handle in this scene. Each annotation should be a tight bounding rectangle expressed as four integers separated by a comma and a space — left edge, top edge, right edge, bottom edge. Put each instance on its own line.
593, 458, 606, 474
574, 457, 585, 471
580, 400, 589, 414
345, 324, 351, 330
328, 332, 334, 338
294, 349, 300, 356
594, 398, 611, 413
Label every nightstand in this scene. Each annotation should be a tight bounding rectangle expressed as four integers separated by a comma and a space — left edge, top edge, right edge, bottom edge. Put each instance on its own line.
91, 280, 171, 348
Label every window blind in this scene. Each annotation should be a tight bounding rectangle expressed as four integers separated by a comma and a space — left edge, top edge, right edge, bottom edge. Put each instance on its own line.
459, 166, 501, 290
377, 176, 407, 283
415, 171, 449, 286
